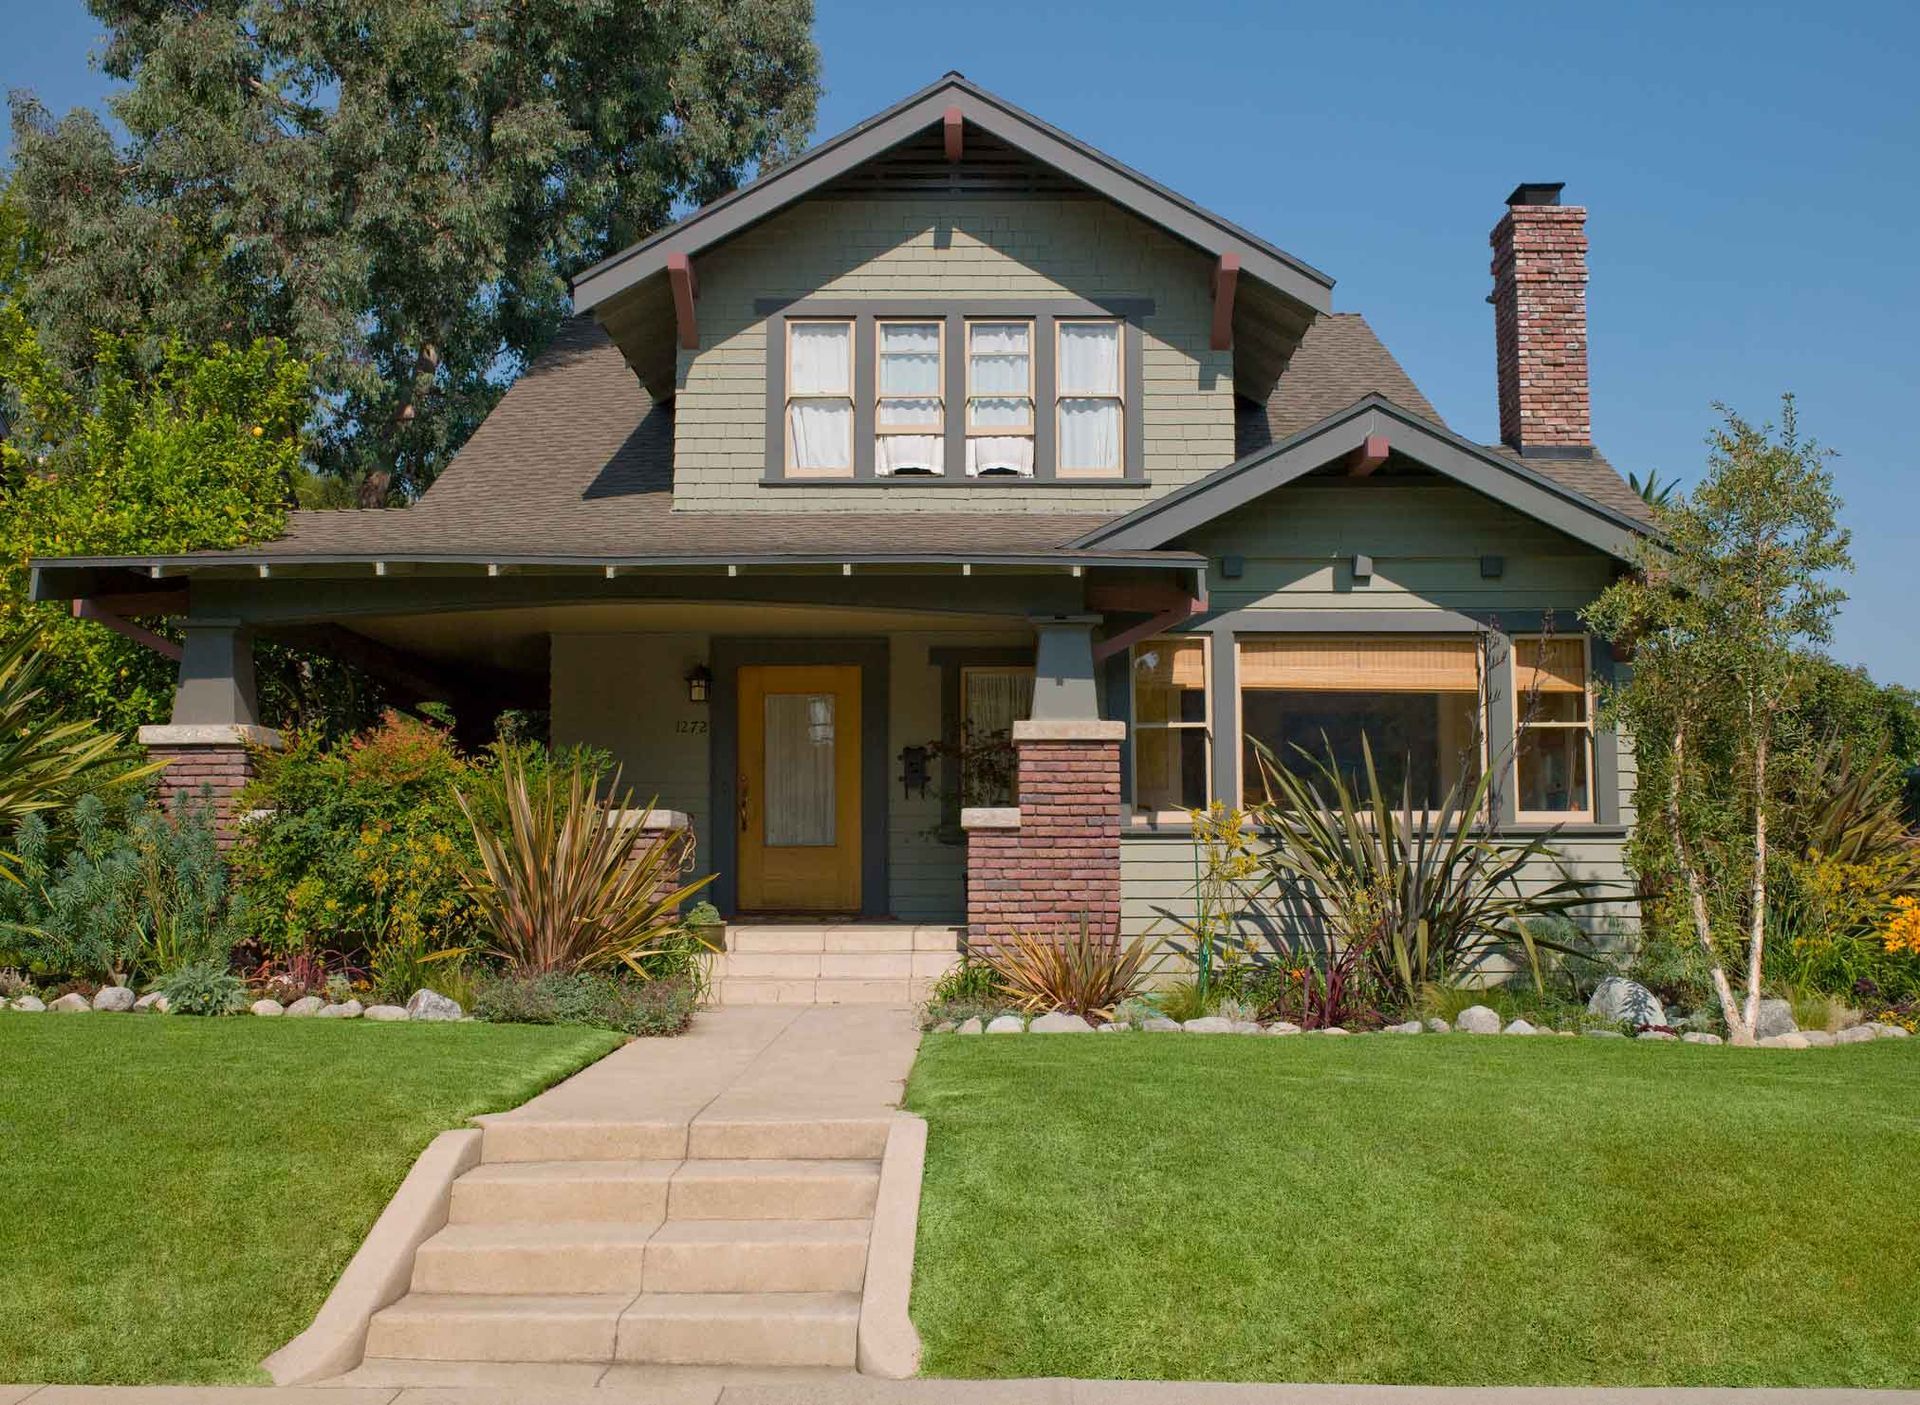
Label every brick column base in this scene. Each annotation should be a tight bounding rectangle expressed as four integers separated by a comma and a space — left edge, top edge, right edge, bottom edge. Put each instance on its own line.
615, 808, 697, 903
962, 720, 1124, 950
137, 724, 284, 848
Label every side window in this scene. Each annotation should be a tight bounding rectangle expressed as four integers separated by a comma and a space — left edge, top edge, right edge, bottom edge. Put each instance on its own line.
1513, 636, 1594, 819
875, 320, 944, 476
1131, 637, 1210, 813
964, 320, 1035, 477
784, 319, 854, 477
959, 666, 1034, 805
1056, 319, 1123, 477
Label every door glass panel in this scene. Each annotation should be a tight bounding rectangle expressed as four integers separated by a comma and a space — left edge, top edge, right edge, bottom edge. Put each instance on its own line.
764, 692, 836, 846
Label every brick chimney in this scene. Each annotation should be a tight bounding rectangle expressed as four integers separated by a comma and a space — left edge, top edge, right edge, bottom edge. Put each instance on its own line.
1489, 182, 1590, 456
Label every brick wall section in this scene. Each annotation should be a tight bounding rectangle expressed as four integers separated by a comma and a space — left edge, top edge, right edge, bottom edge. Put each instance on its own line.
965, 737, 1121, 947
1490, 203, 1589, 451
148, 743, 259, 849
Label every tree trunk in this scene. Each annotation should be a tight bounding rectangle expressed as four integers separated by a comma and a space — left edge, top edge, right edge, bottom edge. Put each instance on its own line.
1669, 719, 1750, 1042
1742, 725, 1770, 1035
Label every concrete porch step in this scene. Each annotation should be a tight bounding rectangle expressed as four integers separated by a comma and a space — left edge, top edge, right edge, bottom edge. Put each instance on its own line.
643, 1218, 870, 1293
616, 1291, 861, 1367
450, 1159, 677, 1224
667, 1158, 881, 1220
411, 1221, 658, 1295
715, 976, 946, 1006
725, 923, 961, 955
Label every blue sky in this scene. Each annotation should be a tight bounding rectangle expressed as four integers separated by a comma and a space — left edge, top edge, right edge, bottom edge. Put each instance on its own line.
7, 1, 1917, 684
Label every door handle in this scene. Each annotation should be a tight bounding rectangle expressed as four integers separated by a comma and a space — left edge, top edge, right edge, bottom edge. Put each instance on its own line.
737, 773, 750, 834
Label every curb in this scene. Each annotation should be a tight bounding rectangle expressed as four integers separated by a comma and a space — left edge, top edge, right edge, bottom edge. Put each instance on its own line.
857, 1112, 927, 1379
261, 1127, 483, 1385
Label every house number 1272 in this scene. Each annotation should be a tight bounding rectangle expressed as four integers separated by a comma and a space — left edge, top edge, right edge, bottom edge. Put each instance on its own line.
676, 719, 709, 735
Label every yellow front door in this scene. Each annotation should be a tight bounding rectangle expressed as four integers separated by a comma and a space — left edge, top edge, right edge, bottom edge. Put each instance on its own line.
737, 664, 862, 913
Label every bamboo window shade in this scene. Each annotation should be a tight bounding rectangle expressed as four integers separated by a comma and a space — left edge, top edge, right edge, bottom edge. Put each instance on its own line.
1134, 639, 1206, 688
1512, 638, 1587, 695
1238, 637, 1480, 692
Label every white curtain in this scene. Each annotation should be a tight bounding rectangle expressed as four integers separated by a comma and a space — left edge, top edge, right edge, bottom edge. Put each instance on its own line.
788, 400, 851, 471
1058, 398, 1121, 471
965, 435, 1034, 476
879, 322, 941, 395
1058, 321, 1120, 395
789, 322, 851, 394
764, 692, 836, 847
877, 432, 944, 475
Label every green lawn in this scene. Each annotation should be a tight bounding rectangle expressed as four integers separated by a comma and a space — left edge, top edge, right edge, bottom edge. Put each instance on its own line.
906, 1034, 1920, 1387
0, 1015, 622, 1384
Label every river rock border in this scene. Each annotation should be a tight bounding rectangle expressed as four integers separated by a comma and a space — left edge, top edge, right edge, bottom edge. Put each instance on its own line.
0, 987, 467, 1022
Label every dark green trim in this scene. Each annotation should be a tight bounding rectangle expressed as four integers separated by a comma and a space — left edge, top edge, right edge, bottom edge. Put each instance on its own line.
709, 637, 891, 919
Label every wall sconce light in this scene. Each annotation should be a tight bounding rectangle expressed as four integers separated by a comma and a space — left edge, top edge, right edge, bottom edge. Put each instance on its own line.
685, 664, 712, 705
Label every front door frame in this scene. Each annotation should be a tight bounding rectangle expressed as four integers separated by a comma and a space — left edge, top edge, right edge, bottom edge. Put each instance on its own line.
711, 637, 890, 918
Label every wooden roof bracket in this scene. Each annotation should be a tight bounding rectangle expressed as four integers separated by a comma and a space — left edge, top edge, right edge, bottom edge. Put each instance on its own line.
1346, 432, 1390, 476
73, 598, 183, 662
667, 251, 699, 350
943, 105, 964, 162
1210, 252, 1239, 351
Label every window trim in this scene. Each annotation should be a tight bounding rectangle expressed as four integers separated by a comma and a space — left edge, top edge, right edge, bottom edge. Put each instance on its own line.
1510, 633, 1597, 823
760, 298, 1149, 484
782, 317, 856, 478
1055, 317, 1126, 479
1129, 635, 1211, 818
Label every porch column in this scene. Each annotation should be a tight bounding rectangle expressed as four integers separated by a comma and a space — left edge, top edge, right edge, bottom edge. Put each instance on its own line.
962, 617, 1124, 948
136, 620, 283, 844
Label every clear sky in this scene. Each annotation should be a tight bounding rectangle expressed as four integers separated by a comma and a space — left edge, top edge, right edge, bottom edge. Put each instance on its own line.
6, 1, 1917, 684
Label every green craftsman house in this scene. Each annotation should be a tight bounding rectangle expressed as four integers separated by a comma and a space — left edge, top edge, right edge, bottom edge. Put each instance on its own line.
32, 75, 1651, 999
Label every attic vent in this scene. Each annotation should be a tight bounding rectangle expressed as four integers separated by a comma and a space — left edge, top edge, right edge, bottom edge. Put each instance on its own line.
821, 126, 1088, 199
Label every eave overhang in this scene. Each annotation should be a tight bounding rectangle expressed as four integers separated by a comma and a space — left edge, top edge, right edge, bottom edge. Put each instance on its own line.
1068, 395, 1651, 562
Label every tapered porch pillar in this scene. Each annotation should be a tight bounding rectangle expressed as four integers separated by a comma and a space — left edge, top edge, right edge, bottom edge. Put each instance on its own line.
136, 620, 283, 842
962, 617, 1124, 948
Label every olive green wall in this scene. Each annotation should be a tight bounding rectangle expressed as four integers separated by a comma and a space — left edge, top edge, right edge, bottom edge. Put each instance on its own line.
673, 195, 1232, 512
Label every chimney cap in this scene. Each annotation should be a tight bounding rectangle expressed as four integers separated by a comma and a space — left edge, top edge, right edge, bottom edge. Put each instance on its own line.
1505, 182, 1565, 207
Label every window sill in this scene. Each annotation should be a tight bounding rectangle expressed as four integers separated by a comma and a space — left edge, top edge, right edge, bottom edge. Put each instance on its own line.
1123, 816, 1629, 840
757, 475, 1152, 489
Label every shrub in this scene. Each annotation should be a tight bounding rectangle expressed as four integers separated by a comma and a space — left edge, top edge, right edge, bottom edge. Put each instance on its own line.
977, 920, 1159, 1020
918, 960, 1012, 1029
156, 958, 247, 1016
471, 971, 694, 1037
454, 750, 715, 975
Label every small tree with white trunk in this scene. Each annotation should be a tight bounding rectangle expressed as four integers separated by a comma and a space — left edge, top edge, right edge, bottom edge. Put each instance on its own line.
1586, 398, 1851, 1044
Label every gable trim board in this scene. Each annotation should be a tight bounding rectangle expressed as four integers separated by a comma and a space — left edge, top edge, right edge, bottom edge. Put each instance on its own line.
1070, 395, 1648, 561
571, 74, 1334, 322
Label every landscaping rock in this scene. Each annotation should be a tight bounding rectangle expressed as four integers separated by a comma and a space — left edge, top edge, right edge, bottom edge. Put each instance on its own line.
406, 988, 464, 1022
1262, 1021, 1301, 1035
985, 1014, 1025, 1034
316, 1000, 364, 1019
1836, 1025, 1877, 1045
50, 993, 90, 1013
956, 1017, 984, 1035
1799, 1029, 1836, 1047
133, 992, 164, 1012
1681, 1032, 1723, 1045
1314, 1026, 1350, 1036
931, 1020, 957, 1033
1424, 1018, 1451, 1034
1584, 1029, 1626, 1039
250, 999, 285, 1017
1636, 1030, 1677, 1041
363, 1004, 409, 1021
1141, 1016, 1182, 1032
11, 995, 44, 1012
1867, 1022, 1909, 1039
1030, 1012, 1095, 1034
1455, 1005, 1501, 1034
1229, 1021, 1263, 1034
1181, 1016, 1234, 1034
1387, 1020, 1423, 1034
1755, 998, 1798, 1039
1502, 1019, 1538, 1036
1758, 1032, 1809, 1049
1097, 1021, 1124, 1033
92, 985, 136, 1012
284, 995, 325, 1017
1587, 976, 1666, 1029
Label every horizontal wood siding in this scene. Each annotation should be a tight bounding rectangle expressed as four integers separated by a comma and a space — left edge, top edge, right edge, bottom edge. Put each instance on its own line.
675, 196, 1233, 512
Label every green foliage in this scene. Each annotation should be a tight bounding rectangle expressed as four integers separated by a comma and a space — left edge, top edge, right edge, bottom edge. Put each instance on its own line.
1151, 978, 1219, 1024
918, 959, 1012, 1029
0, 792, 232, 983
1158, 801, 1262, 999
155, 957, 246, 1016
229, 712, 482, 961
471, 971, 695, 1038
976, 919, 1159, 1020
1587, 397, 1853, 1037
6, 0, 818, 497
454, 749, 715, 976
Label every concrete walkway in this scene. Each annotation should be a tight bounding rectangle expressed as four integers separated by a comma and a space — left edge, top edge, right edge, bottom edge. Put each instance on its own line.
4, 1377, 1916, 1403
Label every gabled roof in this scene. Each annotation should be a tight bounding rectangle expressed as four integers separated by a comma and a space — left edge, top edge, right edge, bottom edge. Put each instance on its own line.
571, 73, 1335, 319
1072, 394, 1650, 561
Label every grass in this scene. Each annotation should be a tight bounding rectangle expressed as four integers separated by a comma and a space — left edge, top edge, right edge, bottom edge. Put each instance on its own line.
0, 1015, 623, 1384
906, 1033, 1920, 1387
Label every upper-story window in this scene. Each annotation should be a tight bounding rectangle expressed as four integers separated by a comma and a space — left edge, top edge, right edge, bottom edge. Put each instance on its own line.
784, 319, 854, 476
764, 301, 1145, 484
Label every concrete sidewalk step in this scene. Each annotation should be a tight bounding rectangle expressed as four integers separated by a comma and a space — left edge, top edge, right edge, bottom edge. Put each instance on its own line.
411, 1221, 658, 1295
687, 1115, 893, 1161
615, 1290, 861, 1367
642, 1218, 870, 1293
667, 1158, 881, 1220
477, 1118, 686, 1164
450, 1159, 677, 1224
364, 1292, 627, 1363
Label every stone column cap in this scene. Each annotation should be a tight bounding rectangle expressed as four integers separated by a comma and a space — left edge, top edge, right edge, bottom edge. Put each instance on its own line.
607, 808, 693, 832
1011, 719, 1127, 743
138, 724, 286, 749
960, 806, 1022, 831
